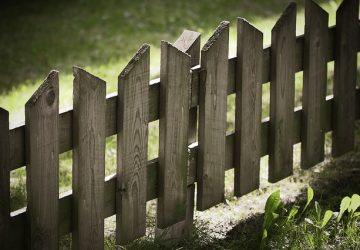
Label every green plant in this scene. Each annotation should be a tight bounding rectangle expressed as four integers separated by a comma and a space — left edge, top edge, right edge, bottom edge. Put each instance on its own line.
263, 187, 360, 249
260, 190, 282, 249
336, 194, 360, 226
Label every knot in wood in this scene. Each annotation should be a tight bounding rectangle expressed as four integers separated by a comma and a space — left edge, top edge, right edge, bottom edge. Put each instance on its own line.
46, 89, 55, 106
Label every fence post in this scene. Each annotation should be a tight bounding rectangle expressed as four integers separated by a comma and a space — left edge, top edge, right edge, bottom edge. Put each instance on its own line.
332, 0, 359, 157
116, 44, 149, 245
234, 18, 263, 196
301, 0, 328, 169
269, 3, 296, 182
197, 21, 229, 210
72, 67, 106, 250
25, 71, 59, 250
0, 108, 10, 250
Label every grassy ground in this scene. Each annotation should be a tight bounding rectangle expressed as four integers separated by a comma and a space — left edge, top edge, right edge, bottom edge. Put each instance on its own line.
2, 0, 359, 249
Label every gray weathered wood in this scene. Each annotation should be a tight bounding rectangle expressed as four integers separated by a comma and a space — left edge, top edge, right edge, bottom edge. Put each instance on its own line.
25, 71, 59, 250
157, 41, 191, 228
8, 24, 356, 172
269, 3, 297, 182
301, 0, 328, 169
156, 30, 201, 242
72, 67, 106, 250
174, 30, 201, 144
197, 21, 229, 210
0, 108, 10, 250
8, 89, 360, 250
235, 18, 263, 196
116, 44, 149, 245
332, 0, 359, 157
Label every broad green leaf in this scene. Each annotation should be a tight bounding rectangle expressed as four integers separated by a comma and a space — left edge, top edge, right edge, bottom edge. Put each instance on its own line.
303, 187, 314, 212
337, 196, 351, 222
287, 206, 299, 222
348, 194, 360, 213
320, 210, 333, 229
263, 191, 282, 230
315, 201, 322, 220
265, 191, 281, 214
354, 212, 360, 217
262, 229, 268, 240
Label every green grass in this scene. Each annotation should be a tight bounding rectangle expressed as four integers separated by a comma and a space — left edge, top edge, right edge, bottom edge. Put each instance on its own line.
2, 0, 359, 249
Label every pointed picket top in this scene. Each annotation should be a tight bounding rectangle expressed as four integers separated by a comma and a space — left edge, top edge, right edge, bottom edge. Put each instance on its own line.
119, 44, 150, 79
202, 21, 230, 52
174, 30, 201, 67
73, 66, 106, 91
337, 0, 358, 16
162, 40, 191, 58
174, 30, 200, 53
272, 2, 297, 32
25, 70, 59, 108
0, 107, 9, 118
238, 18, 262, 34
306, 0, 329, 20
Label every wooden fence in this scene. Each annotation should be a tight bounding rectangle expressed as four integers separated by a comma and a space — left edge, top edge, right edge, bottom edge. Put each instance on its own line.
1, 0, 359, 249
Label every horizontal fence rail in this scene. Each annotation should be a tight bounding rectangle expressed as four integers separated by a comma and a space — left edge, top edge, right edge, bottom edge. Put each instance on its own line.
2, 0, 360, 249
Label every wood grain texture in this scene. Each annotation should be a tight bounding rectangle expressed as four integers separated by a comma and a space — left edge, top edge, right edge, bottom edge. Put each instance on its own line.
25, 71, 59, 250
8, 89, 360, 250
0, 108, 10, 250
157, 41, 191, 228
116, 44, 149, 245
8, 24, 357, 172
174, 30, 201, 144
234, 18, 263, 196
156, 30, 201, 242
301, 0, 328, 169
197, 21, 229, 211
72, 67, 106, 250
269, 3, 297, 183
332, 0, 359, 157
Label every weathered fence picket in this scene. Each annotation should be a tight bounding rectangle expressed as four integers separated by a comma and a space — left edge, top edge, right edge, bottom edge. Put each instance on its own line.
72, 67, 106, 250
158, 41, 191, 228
155, 30, 201, 242
1, 1, 360, 248
197, 21, 229, 211
301, 0, 328, 169
0, 108, 10, 250
234, 18, 263, 196
25, 71, 59, 250
332, 0, 359, 157
269, 3, 297, 182
116, 44, 149, 245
